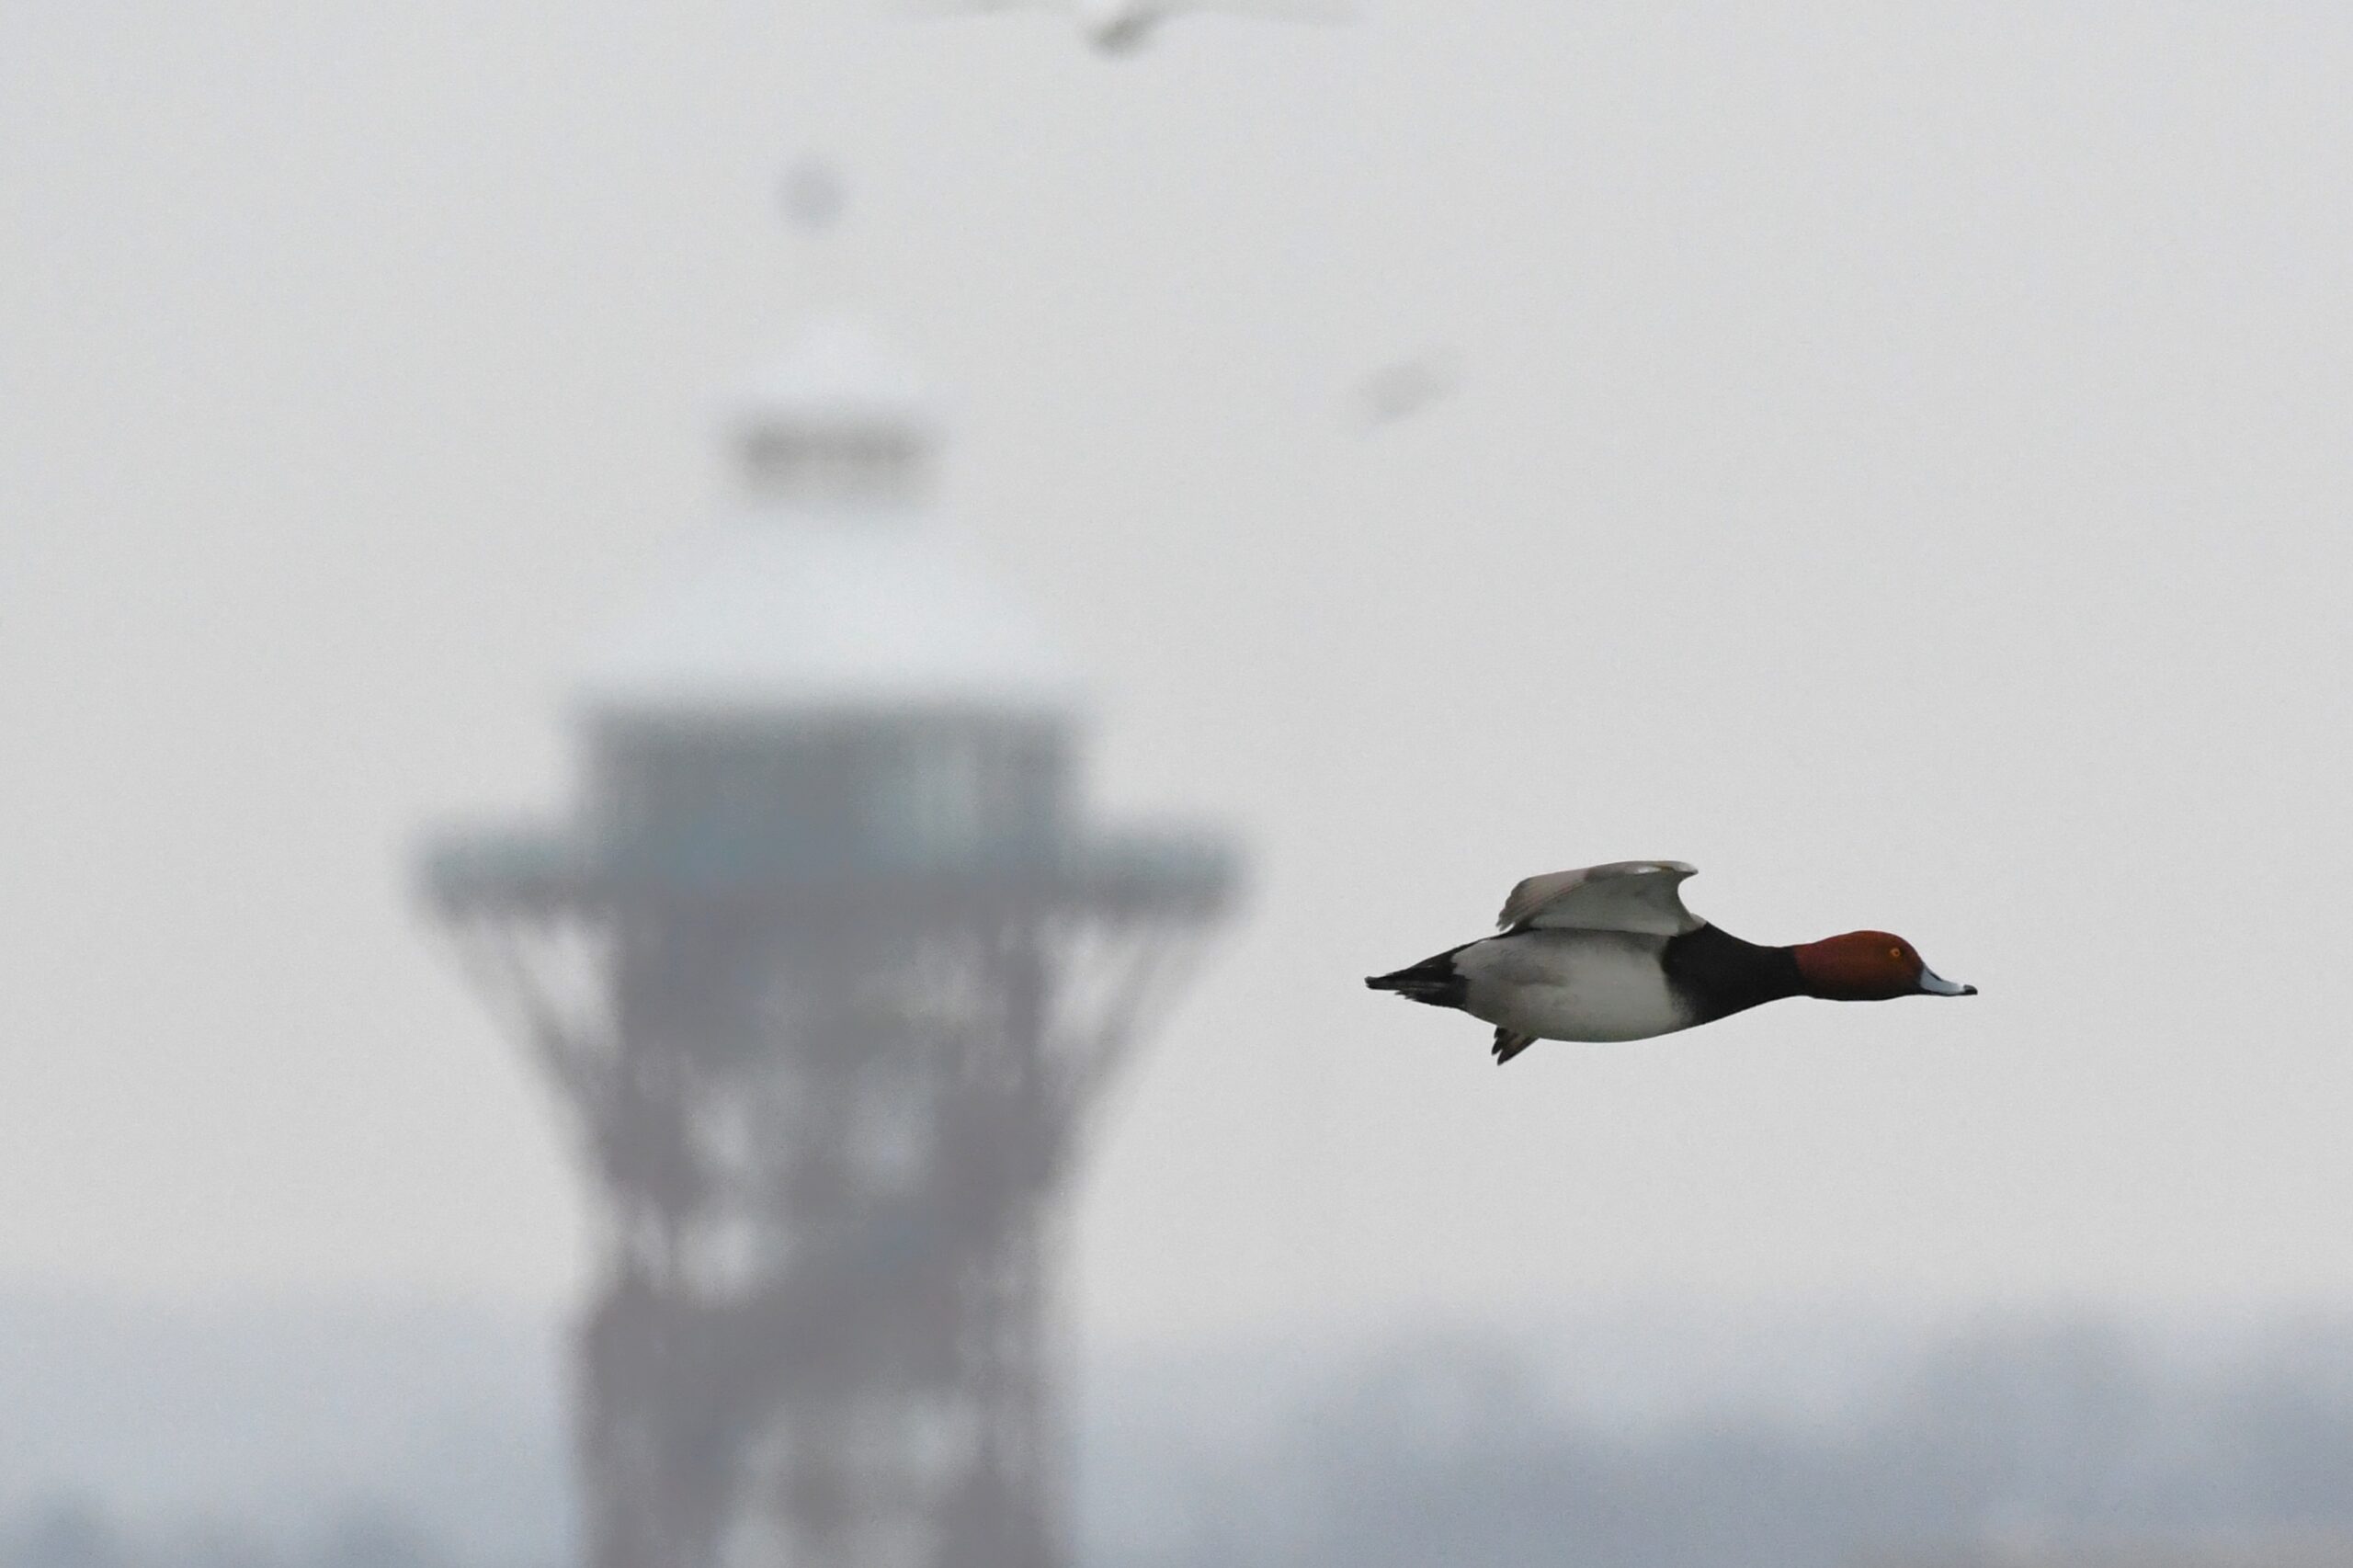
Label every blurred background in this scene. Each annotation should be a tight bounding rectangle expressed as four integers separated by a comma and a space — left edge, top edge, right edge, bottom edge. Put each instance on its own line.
5, 2, 2353, 1565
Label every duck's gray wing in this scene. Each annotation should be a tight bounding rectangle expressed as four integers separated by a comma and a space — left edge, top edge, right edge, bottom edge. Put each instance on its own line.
1496, 860, 1702, 937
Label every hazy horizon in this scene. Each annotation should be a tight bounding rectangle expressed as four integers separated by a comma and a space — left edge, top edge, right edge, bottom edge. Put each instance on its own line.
8, 1291, 2353, 1567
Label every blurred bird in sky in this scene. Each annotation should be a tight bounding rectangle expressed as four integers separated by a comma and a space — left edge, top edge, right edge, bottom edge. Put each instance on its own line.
779, 160, 848, 233
1356, 347, 1461, 429
1367, 861, 1974, 1063
915, 0, 1351, 57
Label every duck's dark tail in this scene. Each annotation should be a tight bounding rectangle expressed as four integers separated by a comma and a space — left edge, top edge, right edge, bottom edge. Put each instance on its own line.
1365, 944, 1471, 1011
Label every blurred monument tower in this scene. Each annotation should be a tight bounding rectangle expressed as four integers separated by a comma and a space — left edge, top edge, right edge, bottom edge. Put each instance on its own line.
417, 181, 1236, 1568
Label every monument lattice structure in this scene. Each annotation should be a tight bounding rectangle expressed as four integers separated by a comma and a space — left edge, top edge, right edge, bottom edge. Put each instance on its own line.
418, 317, 1234, 1568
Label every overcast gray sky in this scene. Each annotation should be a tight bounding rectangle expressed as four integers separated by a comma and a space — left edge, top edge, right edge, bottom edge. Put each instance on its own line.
3, 0, 2350, 1353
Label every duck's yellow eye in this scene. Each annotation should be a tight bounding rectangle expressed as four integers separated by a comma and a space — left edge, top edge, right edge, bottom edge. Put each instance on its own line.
1889, 947, 1904, 962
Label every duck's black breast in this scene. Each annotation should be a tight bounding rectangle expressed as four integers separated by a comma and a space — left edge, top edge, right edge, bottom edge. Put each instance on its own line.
1661, 924, 1803, 1024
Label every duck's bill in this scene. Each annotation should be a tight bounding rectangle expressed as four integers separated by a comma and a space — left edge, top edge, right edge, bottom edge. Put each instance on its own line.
1917, 967, 1977, 996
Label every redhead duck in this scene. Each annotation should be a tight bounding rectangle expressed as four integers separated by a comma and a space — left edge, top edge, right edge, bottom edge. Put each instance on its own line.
1366, 860, 1973, 1063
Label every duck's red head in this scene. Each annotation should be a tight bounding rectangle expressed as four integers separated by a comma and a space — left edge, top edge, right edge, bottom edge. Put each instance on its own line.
1792, 931, 1976, 1002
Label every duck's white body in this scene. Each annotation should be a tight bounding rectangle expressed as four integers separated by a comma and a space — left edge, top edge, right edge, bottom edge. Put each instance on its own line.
1453, 930, 1695, 1044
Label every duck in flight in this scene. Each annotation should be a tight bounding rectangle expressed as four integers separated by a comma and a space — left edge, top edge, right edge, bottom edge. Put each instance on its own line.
1367, 860, 1974, 1063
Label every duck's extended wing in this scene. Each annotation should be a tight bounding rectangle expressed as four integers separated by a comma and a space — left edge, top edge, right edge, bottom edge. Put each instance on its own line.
1496, 860, 1702, 937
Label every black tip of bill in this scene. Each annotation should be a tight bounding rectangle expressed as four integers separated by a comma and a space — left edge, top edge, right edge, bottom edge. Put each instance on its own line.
1919, 968, 1976, 997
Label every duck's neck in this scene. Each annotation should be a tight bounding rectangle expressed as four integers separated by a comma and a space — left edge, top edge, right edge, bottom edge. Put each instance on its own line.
1662, 924, 1805, 1022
